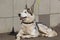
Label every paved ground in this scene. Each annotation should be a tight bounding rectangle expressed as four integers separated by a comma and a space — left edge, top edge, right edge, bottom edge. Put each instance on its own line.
0, 24, 60, 40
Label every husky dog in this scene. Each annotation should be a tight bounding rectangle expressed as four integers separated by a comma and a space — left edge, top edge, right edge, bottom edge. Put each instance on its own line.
16, 1, 57, 40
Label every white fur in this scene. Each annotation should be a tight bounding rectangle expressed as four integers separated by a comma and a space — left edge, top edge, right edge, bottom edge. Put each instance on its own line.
16, 9, 57, 40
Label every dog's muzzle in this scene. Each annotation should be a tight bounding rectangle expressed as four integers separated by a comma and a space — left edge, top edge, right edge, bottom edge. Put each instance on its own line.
18, 14, 27, 20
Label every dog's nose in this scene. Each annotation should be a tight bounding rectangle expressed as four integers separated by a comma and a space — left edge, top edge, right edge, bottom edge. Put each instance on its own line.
18, 14, 21, 17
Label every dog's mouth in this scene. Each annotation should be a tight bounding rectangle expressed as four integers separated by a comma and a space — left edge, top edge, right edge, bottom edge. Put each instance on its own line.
20, 17, 27, 20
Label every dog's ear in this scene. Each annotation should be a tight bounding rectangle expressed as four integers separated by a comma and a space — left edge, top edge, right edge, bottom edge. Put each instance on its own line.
30, 0, 36, 13
25, 4, 28, 9
30, 4, 34, 13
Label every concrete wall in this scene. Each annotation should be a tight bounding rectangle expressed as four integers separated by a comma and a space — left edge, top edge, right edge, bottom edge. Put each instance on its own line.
0, 0, 60, 33
50, 0, 60, 27
0, 0, 13, 33
38, 0, 60, 27
50, 0, 60, 13
37, 0, 50, 26
50, 14, 60, 27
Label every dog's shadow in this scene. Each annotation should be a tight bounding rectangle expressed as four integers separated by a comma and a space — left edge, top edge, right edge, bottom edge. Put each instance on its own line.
8, 27, 18, 36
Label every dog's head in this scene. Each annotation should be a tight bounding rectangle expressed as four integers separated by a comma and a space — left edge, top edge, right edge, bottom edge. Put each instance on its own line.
18, 4, 35, 22
18, 0, 36, 22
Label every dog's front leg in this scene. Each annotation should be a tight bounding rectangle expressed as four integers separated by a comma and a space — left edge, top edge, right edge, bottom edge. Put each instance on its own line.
21, 34, 39, 38
16, 29, 24, 40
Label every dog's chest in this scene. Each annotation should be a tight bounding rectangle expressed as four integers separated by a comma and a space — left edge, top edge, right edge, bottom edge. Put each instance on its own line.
22, 23, 35, 34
